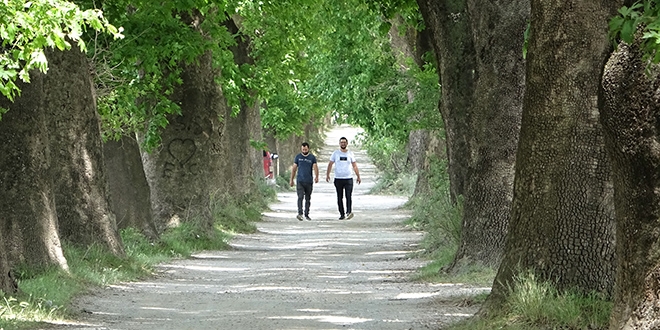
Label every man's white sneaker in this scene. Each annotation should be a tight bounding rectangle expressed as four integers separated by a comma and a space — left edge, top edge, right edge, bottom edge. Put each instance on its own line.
346, 212, 354, 220
297, 214, 303, 221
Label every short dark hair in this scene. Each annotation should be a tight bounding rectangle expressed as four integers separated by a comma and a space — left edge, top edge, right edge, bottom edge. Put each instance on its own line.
301, 142, 310, 147
339, 137, 348, 142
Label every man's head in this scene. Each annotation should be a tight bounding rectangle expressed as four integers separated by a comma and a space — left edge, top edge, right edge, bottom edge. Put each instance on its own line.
301, 142, 310, 155
339, 137, 348, 150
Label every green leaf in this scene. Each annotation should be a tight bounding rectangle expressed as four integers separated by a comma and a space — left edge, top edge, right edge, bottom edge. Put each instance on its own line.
621, 19, 636, 43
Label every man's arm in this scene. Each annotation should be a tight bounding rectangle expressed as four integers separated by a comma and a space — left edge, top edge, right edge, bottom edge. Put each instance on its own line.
326, 161, 334, 182
313, 163, 319, 183
352, 162, 361, 184
290, 164, 298, 186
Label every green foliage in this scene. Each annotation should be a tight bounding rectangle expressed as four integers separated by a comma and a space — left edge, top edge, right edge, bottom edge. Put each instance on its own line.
407, 158, 462, 253
159, 223, 232, 257
211, 178, 276, 233
448, 272, 612, 330
237, 0, 330, 138
88, 0, 245, 150
610, 0, 660, 63
0, 0, 121, 103
304, 0, 440, 146
414, 257, 495, 285
360, 135, 408, 173
369, 170, 417, 195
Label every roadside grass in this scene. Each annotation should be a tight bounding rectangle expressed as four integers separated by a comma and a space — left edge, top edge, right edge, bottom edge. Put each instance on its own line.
369, 170, 417, 195
446, 272, 612, 329
1, 180, 274, 329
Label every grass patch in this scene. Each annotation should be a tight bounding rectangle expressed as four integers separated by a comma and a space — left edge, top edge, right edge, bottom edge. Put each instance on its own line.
447, 271, 612, 330
369, 171, 417, 195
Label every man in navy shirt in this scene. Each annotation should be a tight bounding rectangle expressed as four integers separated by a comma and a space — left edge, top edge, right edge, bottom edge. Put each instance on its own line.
290, 142, 319, 220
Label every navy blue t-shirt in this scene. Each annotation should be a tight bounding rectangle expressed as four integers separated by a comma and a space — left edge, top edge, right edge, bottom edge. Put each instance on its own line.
294, 153, 317, 183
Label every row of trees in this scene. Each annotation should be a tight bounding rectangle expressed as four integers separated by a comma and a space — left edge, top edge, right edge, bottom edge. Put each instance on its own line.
416, 0, 660, 327
2, 0, 658, 327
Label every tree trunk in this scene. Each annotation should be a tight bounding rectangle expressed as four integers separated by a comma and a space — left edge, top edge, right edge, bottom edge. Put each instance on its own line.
223, 17, 264, 195
417, 0, 527, 268
487, 0, 620, 308
601, 37, 660, 330
416, 0, 474, 203
103, 135, 158, 239
412, 130, 445, 197
141, 50, 228, 231
0, 73, 68, 282
43, 48, 124, 255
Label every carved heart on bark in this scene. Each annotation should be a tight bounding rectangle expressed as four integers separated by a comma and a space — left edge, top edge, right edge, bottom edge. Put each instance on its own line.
168, 139, 196, 165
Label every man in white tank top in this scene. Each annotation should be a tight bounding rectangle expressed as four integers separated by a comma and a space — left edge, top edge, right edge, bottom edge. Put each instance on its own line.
325, 137, 361, 220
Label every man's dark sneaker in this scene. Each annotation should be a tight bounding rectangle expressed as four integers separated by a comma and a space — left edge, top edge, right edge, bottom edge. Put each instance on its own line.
297, 214, 303, 221
346, 212, 354, 220
305, 216, 312, 221
338, 215, 346, 220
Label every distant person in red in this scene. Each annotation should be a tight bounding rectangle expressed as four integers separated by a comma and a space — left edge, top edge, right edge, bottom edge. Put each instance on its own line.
290, 142, 319, 221
263, 150, 273, 179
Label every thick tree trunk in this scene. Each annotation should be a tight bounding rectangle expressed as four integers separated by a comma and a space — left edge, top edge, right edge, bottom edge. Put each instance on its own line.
417, 0, 527, 268
103, 135, 158, 239
601, 38, 660, 329
488, 0, 620, 308
449, 0, 527, 268
0, 73, 68, 282
416, 0, 474, 202
141, 51, 228, 231
44, 48, 124, 255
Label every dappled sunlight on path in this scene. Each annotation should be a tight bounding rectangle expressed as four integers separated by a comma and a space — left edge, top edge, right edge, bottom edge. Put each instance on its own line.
42, 125, 489, 330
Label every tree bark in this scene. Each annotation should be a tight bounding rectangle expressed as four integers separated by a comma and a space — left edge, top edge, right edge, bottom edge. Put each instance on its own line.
141, 50, 228, 231
0, 72, 68, 283
223, 17, 264, 195
601, 37, 660, 330
487, 0, 620, 308
103, 135, 158, 239
416, 0, 474, 203
417, 0, 527, 268
44, 48, 124, 255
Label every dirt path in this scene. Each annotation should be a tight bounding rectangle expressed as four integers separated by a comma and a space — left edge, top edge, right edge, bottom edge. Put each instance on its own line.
42, 125, 488, 330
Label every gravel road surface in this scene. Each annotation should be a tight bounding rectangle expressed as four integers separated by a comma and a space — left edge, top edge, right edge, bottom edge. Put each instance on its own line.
39, 125, 490, 330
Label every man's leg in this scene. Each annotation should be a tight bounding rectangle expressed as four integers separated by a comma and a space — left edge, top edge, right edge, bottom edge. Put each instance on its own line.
303, 182, 313, 217
334, 179, 345, 218
345, 179, 354, 218
296, 182, 305, 220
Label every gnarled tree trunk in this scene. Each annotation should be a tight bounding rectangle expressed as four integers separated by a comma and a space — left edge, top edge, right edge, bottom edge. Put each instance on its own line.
44, 48, 124, 255
416, 0, 474, 203
141, 50, 228, 231
487, 0, 620, 309
0, 73, 68, 284
601, 37, 660, 330
417, 0, 527, 268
